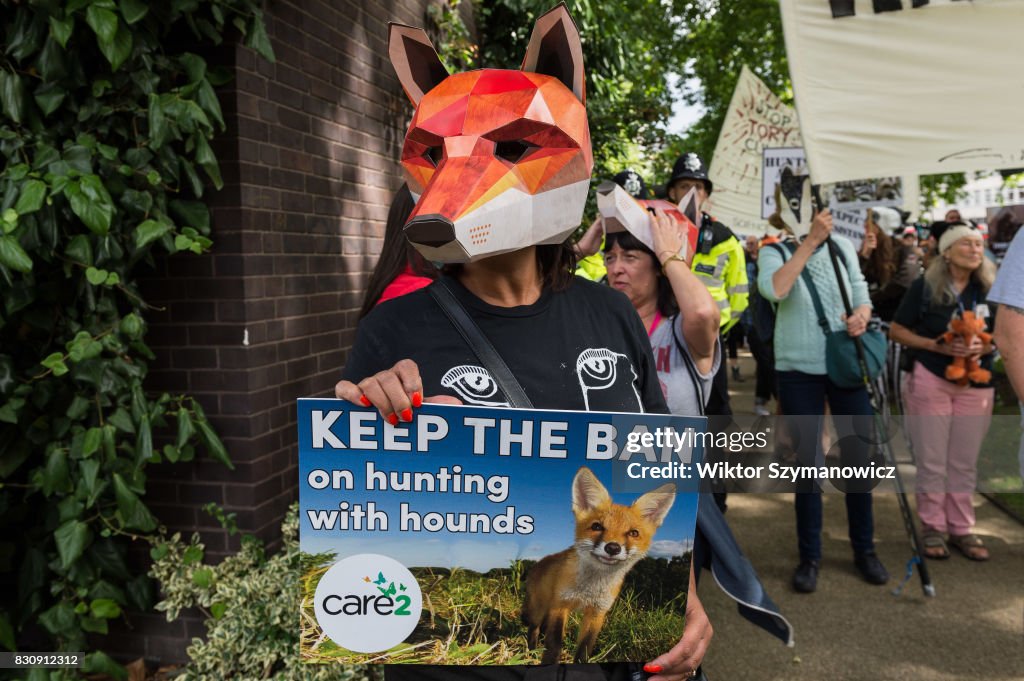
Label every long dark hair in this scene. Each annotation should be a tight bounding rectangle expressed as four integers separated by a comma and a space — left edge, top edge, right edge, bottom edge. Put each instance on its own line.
359, 185, 435, 319
603, 231, 679, 317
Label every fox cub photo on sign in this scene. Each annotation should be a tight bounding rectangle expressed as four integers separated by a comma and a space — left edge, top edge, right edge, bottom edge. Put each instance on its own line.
297, 399, 703, 665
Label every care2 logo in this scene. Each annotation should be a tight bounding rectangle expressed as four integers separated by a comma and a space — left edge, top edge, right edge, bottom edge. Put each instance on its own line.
313, 554, 423, 653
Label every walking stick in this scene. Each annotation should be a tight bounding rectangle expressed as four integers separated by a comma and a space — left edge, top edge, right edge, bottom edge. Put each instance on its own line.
813, 189, 935, 597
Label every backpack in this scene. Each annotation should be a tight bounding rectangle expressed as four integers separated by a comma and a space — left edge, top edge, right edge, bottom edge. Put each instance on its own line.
750, 241, 796, 344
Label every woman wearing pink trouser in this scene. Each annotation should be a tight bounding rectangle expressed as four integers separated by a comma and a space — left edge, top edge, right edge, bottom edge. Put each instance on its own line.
890, 223, 996, 561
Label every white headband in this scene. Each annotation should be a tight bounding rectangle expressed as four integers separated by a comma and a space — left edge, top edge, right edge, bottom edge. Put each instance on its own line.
938, 224, 979, 254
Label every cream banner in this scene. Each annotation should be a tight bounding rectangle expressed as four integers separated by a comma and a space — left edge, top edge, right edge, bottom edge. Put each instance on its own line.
779, 0, 1024, 183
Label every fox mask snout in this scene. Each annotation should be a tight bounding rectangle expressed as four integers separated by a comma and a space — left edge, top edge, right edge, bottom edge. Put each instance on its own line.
387, 5, 593, 263
523, 467, 676, 664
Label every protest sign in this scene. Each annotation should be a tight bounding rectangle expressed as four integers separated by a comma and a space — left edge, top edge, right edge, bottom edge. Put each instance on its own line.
761, 147, 808, 219
298, 399, 704, 665
708, 66, 802, 236
830, 205, 867, 251
780, 0, 1024, 183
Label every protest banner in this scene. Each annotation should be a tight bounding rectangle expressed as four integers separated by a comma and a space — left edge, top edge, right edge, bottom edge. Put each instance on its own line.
761, 147, 808, 219
298, 399, 704, 665
830, 205, 867, 251
780, 0, 1024, 183
708, 65, 802, 236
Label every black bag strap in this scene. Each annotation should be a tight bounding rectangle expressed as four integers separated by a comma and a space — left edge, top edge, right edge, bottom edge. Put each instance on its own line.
428, 279, 534, 409
669, 315, 706, 417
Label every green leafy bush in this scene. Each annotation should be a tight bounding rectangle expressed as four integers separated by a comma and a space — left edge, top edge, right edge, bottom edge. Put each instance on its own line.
150, 503, 373, 681
0, 0, 273, 672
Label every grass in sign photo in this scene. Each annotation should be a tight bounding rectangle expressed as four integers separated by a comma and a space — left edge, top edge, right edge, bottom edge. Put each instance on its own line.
300, 556, 690, 665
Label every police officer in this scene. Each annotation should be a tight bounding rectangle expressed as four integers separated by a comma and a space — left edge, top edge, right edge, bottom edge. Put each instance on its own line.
666, 152, 749, 510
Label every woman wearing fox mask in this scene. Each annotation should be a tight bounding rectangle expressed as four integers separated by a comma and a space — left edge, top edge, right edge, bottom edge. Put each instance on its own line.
335, 7, 712, 681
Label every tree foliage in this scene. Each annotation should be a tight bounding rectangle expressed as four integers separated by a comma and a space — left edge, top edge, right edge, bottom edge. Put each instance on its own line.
657, 0, 791, 184
0, 0, 272, 670
475, 0, 690, 185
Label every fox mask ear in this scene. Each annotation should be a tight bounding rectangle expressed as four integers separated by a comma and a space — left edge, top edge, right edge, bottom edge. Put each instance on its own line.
388, 23, 450, 105
572, 468, 610, 513
633, 483, 676, 527
521, 3, 585, 103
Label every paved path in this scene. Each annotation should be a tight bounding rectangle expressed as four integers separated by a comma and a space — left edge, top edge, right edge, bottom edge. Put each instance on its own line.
699, 351, 1024, 680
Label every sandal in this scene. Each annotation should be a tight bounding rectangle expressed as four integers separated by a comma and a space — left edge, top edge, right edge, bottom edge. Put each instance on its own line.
922, 531, 950, 560
949, 533, 990, 561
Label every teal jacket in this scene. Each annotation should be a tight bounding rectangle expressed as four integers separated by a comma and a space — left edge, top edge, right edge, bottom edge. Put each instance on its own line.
757, 236, 871, 375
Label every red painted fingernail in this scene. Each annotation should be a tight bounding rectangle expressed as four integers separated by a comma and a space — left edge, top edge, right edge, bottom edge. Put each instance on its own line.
401, 408, 413, 422
359, 395, 371, 407
386, 413, 398, 426
643, 665, 663, 674
412, 391, 423, 408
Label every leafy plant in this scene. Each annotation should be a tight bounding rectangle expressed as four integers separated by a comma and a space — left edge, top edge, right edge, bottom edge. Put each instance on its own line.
151, 503, 373, 680
0, 0, 274, 672
476, 0, 691, 188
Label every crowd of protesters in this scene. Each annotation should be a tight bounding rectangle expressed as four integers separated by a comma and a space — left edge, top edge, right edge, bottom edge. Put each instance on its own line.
355, 151, 1023, 585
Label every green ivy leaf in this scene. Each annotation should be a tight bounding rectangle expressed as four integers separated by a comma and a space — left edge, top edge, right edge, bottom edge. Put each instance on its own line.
0, 235, 33, 273
107, 408, 135, 434
66, 176, 114, 235
54, 519, 91, 569
120, 312, 143, 339
49, 16, 74, 49
176, 407, 194, 448
100, 23, 133, 72
38, 601, 76, 636
89, 598, 121, 619
147, 93, 168, 149
41, 448, 70, 496
134, 218, 171, 249
65, 234, 93, 265
34, 82, 66, 117
193, 134, 223, 189
112, 473, 156, 531
85, 266, 108, 285
41, 352, 68, 376
80, 615, 108, 634
135, 416, 153, 466
210, 601, 227, 620
245, 10, 276, 63
178, 53, 206, 84
196, 419, 233, 469
119, 0, 148, 24
14, 180, 47, 215
0, 71, 27, 125
81, 651, 126, 681
85, 5, 118, 47
81, 427, 102, 458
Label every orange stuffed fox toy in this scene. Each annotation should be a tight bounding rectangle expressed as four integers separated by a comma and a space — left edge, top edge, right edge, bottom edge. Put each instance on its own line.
940, 311, 992, 384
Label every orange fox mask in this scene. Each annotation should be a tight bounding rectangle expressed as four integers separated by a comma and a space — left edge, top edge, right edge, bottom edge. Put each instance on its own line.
388, 4, 592, 262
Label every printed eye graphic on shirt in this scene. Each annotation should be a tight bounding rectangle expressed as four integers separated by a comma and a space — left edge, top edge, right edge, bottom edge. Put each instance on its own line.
575, 348, 642, 412
440, 365, 510, 407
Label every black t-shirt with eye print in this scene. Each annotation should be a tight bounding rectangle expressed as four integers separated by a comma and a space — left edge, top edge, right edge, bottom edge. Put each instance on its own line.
342, 275, 667, 415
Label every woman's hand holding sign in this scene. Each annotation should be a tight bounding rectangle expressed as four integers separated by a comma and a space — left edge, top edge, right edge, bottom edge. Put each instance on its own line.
643, 571, 713, 680
334, 359, 461, 425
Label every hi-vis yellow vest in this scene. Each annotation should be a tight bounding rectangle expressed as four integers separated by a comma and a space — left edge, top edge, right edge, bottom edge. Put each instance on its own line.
691, 218, 748, 332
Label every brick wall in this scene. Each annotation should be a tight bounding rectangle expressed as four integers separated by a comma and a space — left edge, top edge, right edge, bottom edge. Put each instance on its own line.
128, 0, 475, 664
